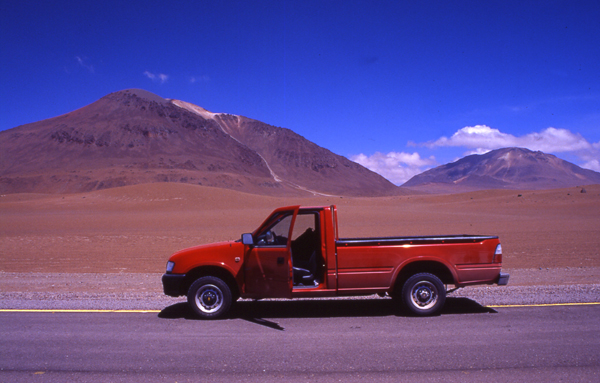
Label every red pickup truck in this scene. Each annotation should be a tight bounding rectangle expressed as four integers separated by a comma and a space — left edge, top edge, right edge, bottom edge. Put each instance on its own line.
162, 205, 509, 318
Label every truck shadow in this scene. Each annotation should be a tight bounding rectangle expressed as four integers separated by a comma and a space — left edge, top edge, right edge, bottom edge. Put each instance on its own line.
158, 297, 496, 324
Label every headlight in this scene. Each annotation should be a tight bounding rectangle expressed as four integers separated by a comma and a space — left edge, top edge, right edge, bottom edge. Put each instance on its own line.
166, 261, 175, 273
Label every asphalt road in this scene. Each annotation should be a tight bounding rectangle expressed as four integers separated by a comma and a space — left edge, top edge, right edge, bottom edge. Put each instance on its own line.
1, 299, 599, 382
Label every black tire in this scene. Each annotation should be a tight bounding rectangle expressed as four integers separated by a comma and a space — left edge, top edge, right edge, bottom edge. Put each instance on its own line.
187, 276, 233, 319
401, 273, 446, 316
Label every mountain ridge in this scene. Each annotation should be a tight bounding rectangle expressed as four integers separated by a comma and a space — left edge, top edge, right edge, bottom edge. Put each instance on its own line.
0, 89, 401, 197
402, 147, 600, 193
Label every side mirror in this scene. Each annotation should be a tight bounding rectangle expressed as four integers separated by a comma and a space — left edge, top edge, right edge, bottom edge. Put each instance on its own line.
241, 233, 254, 246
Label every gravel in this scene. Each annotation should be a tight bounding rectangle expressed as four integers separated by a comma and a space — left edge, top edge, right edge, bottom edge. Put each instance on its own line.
448, 284, 600, 306
1, 270, 599, 311
0, 291, 180, 311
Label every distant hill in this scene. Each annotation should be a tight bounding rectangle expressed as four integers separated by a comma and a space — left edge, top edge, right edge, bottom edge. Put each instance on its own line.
0, 89, 400, 196
402, 147, 600, 193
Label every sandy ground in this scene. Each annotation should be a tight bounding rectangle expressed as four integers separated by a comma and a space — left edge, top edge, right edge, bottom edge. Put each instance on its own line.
1, 183, 599, 296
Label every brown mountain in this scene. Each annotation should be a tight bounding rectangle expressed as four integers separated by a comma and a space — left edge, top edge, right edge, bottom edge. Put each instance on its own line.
0, 89, 400, 196
402, 147, 600, 193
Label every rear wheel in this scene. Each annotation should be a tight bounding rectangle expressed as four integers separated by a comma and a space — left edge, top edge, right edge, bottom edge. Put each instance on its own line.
187, 276, 232, 319
401, 273, 446, 316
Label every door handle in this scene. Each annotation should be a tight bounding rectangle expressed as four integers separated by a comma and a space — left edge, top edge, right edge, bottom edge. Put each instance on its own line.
277, 257, 285, 265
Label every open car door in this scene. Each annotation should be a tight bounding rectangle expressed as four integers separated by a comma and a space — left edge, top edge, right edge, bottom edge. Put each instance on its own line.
243, 206, 299, 299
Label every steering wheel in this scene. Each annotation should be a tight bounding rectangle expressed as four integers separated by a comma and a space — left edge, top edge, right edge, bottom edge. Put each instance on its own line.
265, 231, 275, 244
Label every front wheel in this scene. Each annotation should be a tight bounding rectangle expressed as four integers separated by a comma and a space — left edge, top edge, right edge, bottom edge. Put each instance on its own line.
187, 276, 233, 319
401, 273, 446, 316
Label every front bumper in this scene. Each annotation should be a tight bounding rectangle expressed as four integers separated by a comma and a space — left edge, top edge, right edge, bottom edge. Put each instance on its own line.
497, 272, 510, 286
162, 273, 186, 297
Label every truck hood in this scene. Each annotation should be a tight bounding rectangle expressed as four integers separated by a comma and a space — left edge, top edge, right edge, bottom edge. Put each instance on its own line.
168, 241, 245, 275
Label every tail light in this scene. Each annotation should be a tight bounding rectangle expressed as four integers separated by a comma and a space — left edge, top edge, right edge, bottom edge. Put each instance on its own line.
493, 244, 503, 263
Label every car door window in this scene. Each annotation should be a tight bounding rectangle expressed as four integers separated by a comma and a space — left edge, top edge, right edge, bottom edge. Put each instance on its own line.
255, 213, 293, 246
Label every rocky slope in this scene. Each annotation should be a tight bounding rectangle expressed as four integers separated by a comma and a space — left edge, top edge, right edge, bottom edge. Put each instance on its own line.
0, 89, 400, 196
403, 147, 600, 192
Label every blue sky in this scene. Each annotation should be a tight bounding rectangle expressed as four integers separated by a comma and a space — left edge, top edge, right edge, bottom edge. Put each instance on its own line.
2, 0, 599, 184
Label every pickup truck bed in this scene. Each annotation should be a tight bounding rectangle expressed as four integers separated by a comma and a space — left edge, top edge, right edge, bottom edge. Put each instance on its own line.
338, 234, 499, 246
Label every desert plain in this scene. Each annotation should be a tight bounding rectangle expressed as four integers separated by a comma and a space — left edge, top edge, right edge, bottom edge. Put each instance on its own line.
1, 182, 599, 301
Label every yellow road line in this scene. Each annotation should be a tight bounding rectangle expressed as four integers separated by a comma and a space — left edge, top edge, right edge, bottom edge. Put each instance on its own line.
488, 302, 600, 308
0, 309, 161, 313
1, 302, 599, 313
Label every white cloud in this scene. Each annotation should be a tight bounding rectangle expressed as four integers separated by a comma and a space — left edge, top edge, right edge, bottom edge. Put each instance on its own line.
144, 71, 169, 84
423, 125, 600, 172
426, 125, 593, 153
75, 56, 94, 73
351, 152, 437, 185
143, 71, 156, 80
583, 159, 600, 172
358, 126, 600, 184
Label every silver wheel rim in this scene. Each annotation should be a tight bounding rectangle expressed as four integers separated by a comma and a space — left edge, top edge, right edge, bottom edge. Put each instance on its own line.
194, 284, 223, 314
410, 280, 438, 310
